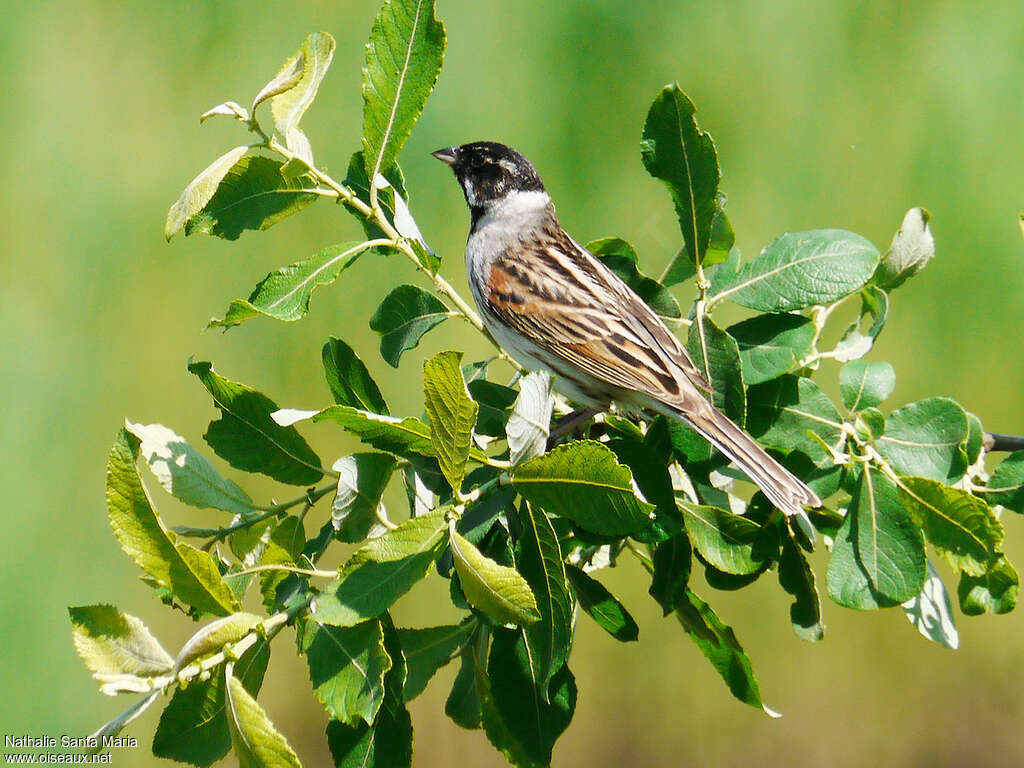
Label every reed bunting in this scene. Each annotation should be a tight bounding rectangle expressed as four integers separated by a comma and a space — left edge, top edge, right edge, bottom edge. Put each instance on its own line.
433, 141, 820, 523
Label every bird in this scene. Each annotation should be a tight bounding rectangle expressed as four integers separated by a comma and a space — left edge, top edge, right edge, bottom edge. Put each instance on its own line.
433, 141, 821, 525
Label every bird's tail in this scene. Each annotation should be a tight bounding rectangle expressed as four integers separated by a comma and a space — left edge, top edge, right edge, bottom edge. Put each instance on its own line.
667, 401, 821, 527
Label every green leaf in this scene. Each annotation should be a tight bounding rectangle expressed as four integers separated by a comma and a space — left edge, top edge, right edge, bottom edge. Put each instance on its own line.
445, 648, 482, 729
680, 502, 766, 575
450, 529, 540, 626
313, 406, 433, 457
984, 451, 1024, 513
897, 477, 1002, 576
225, 667, 303, 768
958, 556, 1019, 615
69, 605, 174, 691
506, 371, 553, 466
200, 101, 250, 124
874, 207, 935, 291
398, 622, 474, 701
839, 360, 895, 411
165, 146, 249, 240
777, 535, 823, 641
153, 638, 270, 767
125, 421, 254, 515
673, 589, 777, 716
832, 285, 889, 362
183, 155, 318, 241
648, 534, 692, 615
362, 0, 446, 181
423, 351, 479, 491
747, 375, 844, 466
370, 285, 450, 367
300, 619, 391, 725
686, 313, 745, 423
189, 361, 323, 486
826, 509, 899, 611
107, 430, 240, 616
332, 453, 399, 542
903, 561, 959, 649
709, 230, 880, 311
326, 616, 414, 768
851, 468, 926, 602
470, 379, 519, 438
566, 565, 638, 642
662, 197, 735, 285
727, 313, 816, 386
207, 242, 374, 328
586, 237, 680, 317
323, 338, 390, 415
516, 504, 573, 693
251, 44, 304, 116
512, 441, 655, 536
270, 32, 336, 161
486, 630, 576, 766
314, 511, 447, 626
640, 84, 720, 265
877, 397, 969, 483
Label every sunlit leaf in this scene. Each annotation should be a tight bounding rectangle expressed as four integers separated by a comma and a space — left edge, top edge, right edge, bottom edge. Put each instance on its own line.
106, 430, 240, 616
877, 397, 969, 483
450, 530, 540, 626
902, 561, 959, 649
165, 146, 249, 241
362, 0, 446, 180
126, 421, 254, 515
505, 371, 553, 466
69, 605, 174, 686
183, 156, 318, 241
898, 477, 1002, 576
225, 668, 303, 768
874, 207, 935, 290
839, 360, 896, 412
271, 32, 336, 161
423, 351, 479, 491
709, 230, 879, 311
208, 242, 374, 328
314, 511, 447, 626
640, 84, 720, 265
513, 441, 654, 536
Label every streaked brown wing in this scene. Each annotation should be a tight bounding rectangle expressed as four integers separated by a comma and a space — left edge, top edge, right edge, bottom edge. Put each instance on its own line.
483, 224, 710, 404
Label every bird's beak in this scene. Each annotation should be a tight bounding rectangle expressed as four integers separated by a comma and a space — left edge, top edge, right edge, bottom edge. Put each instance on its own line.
431, 146, 458, 166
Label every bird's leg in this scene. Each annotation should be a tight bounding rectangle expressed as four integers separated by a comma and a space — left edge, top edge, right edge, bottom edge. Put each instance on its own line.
548, 407, 599, 447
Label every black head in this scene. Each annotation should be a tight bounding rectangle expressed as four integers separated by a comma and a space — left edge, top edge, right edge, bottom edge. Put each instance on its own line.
432, 141, 546, 213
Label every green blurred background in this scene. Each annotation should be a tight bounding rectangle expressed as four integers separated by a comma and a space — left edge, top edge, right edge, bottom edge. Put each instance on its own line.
4, 0, 1024, 765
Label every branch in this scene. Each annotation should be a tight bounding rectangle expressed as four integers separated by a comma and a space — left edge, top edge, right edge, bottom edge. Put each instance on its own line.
171, 482, 337, 542
985, 432, 1024, 453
